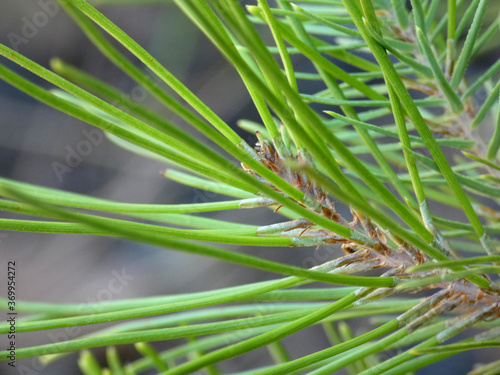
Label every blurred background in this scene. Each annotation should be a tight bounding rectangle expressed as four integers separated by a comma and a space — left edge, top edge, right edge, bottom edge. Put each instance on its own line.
0, 1, 333, 373
0, 1, 499, 374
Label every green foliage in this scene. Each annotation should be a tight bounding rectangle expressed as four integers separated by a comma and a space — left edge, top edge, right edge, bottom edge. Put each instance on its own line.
1, 0, 500, 374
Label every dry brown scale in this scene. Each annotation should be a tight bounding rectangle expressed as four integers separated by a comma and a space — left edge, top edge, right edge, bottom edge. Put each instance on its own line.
243, 138, 500, 324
